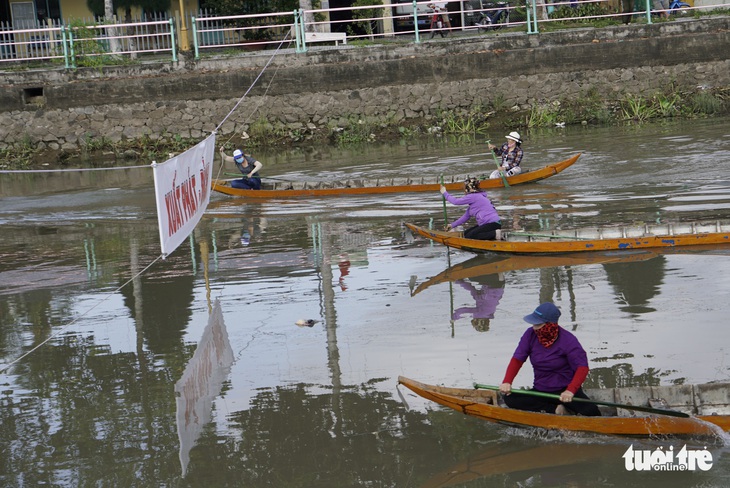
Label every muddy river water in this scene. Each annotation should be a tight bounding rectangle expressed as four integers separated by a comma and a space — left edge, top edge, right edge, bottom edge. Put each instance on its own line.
1, 118, 730, 487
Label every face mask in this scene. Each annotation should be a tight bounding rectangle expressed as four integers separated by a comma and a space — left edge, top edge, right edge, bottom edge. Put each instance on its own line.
534, 322, 559, 347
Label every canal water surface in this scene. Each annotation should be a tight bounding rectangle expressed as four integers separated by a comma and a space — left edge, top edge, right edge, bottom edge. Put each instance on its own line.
1, 118, 730, 487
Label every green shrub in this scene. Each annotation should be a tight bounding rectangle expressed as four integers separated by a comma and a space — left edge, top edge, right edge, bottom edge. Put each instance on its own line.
688, 91, 724, 115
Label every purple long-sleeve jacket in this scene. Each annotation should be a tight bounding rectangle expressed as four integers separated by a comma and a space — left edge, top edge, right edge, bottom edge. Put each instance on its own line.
511, 326, 589, 391
443, 190, 500, 228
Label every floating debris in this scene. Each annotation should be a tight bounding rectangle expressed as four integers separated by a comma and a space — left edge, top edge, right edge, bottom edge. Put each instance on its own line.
295, 319, 318, 327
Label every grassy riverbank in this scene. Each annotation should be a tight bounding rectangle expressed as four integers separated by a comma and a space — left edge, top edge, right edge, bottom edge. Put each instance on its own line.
1, 84, 727, 171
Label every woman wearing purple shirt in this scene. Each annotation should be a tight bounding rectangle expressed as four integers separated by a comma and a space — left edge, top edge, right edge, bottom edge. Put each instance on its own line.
499, 302, 601, 416
439, 177, 502, 240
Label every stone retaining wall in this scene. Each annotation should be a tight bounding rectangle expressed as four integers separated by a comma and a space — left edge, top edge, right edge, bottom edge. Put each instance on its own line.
1, 18, 729, 151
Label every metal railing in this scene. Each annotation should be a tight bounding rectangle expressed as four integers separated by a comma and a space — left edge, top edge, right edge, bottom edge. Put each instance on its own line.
0, 20, 67, 65
1, 1, 728, 67
0, 15, 177, 67
66, 18, 177, 67
191, 9, 296, 59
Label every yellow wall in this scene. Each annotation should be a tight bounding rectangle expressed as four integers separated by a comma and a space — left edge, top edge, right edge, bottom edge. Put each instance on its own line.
58, 0, 94, 21
11, 0, 198, 23
58, 0, 152, 22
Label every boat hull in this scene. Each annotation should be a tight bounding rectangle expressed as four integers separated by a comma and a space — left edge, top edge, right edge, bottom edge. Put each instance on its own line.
405, 222, 730, 254
398, 376, 730, 436
212, 154, 580, 198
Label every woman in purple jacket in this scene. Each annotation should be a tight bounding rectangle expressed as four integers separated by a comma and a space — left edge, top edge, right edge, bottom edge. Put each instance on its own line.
499, 302, 601, 416
439, 177, 502, 240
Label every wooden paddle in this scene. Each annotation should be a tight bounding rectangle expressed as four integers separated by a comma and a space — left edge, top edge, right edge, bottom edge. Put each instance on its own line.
485, 140, 510, 188
440, 175, 449, 226
440, 175, 456, 337
473, 383, 690, 418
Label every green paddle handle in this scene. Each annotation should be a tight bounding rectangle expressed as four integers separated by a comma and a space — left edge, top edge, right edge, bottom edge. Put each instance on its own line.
440, 175, 448, 226
486, 139, 510, 188
473, 383, 689, 418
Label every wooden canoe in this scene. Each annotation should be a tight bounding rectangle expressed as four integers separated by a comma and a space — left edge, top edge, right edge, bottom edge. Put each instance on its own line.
211, 154, 580, 198
405, 221, 730, 254
411, 251, 659, 296
397, 376, 730, 437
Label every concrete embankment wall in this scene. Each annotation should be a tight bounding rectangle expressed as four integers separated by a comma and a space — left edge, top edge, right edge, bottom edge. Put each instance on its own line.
1, 18, 729, 151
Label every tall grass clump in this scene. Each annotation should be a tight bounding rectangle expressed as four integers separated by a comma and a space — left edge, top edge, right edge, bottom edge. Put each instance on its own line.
437, 106, 491, 135
0, 137, 35, 169
688, 92, 724, 115
620, 94, 658, 122
331, 115, 378, 145
526, 103, 562, 128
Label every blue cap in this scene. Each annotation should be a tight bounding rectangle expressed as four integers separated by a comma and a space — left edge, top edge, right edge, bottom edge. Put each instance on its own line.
523, 302, 561, 325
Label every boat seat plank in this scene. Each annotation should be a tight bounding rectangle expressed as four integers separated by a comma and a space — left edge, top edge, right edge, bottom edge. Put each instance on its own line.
651, 385, 696, 415
600, 228, 625, 239
696, 222, 721, 234
624, 226, 645, 238
584, 387, 618, 416
614, 386, 652, 417
646, 224, 671, 236
696, 383, 730, 415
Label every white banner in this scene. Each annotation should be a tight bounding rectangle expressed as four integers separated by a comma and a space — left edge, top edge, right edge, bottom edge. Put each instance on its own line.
152, 134, 216, 257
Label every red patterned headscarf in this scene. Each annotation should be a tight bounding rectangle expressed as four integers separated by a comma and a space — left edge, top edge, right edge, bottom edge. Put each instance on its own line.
534, 322, 559, 348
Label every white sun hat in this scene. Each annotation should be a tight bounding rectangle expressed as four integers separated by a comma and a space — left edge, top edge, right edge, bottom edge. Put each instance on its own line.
506, 131, 522, 143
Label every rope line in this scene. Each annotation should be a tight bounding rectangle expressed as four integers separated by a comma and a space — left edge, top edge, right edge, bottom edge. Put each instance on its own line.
215, 32, 292, 135
0, 254, 164, 375
214, 32, 292, 182
0, 164, 151, 174
2, 34, 293, 373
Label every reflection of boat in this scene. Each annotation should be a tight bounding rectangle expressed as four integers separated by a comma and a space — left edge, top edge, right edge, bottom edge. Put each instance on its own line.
412, 251, 658, 295
211, 154, 580, 198
420, 443, 622, 488
405, 220, 730, 254
397, 376, 730, 436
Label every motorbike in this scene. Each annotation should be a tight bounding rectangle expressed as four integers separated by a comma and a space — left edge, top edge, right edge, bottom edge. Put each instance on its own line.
669, 0, 691, 13
654, 0, 691, 17
474, 2, 510, 30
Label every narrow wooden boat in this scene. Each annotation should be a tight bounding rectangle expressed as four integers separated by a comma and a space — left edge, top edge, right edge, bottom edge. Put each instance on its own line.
411, 251, 658, 295
211, 154, 580, 198
405, 221, 730, 254
398, 376, 730, 437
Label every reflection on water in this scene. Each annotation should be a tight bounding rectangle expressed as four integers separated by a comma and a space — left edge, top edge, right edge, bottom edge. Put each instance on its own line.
420, 442, 626, 488
451, 275, 505, 332
175, 298, 233, 477
1, 118, 730, 486
603, 256, 665, 314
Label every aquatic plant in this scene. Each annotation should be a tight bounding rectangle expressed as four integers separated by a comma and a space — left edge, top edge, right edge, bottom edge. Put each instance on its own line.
331, 115, 379, 145
0, 136, 35, 169
437, 106, 491, 135
654, 93, 680, 117
620, 94, 658, 122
